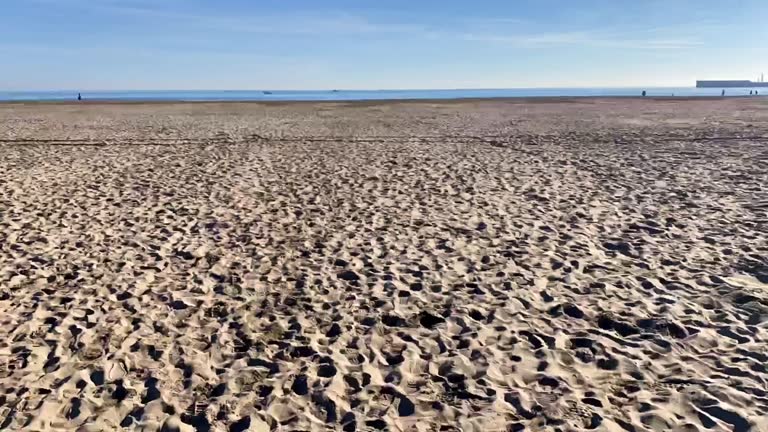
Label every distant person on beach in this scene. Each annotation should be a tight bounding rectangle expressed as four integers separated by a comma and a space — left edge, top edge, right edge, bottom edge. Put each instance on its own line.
750, 90, 753, 95
721, 89, 725, 96
642, 90, 646, 97
77, 93, 82, 101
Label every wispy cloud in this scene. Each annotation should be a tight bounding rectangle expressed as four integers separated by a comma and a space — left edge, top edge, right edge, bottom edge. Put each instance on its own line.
24, 0, 429, 36
108, 5, 703, 50
463, 17, 528, 26
0, 41, 324, 67
114, 8, 423, 35
460, 30, 703, 50
18, 0, 707, 50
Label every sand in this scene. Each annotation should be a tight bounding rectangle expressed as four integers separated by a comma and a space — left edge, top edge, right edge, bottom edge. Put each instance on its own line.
1, 98, 767, 431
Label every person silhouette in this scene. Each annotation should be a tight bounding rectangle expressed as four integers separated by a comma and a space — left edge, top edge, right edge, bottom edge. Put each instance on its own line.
77, 93, 82, 101
642, 90, 646, 97
721, 89, 725, 96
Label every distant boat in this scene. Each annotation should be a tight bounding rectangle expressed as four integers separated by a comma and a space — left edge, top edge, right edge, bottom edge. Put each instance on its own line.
263, 91, 273, 95
331, 89, 340, 93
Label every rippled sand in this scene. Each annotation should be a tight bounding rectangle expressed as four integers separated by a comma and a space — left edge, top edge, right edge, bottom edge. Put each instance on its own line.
1, 98, 767, 431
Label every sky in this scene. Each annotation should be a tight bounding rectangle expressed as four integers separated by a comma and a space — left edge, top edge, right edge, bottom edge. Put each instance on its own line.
1, 0, 766, 90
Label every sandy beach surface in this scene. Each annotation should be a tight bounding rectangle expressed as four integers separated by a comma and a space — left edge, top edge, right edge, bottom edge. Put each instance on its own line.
1, 98, 767, 431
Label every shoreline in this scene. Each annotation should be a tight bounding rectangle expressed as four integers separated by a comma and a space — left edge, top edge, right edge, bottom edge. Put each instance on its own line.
2, 95, 767, 106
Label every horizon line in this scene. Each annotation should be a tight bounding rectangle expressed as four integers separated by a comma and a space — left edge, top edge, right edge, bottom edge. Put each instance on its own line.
2, 85, 706, 93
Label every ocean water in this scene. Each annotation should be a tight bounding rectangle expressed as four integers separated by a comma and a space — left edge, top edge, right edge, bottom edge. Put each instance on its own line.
0, 87, 764, 102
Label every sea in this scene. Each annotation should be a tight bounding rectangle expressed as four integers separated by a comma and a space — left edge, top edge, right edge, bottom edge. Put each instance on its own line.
0, 87, 764, 102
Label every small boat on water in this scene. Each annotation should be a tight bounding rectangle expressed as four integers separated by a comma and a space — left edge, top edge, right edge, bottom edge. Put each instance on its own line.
263, 91, 273, 95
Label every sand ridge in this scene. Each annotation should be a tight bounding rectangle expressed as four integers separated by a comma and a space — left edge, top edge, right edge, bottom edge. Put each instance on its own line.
1, 99, 767, 431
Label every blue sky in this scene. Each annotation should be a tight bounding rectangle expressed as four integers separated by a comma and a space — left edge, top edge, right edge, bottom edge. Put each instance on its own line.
1, 0, 766, 90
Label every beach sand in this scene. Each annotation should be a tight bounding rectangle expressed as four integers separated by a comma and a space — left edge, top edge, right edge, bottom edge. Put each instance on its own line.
1, 98, 767, 431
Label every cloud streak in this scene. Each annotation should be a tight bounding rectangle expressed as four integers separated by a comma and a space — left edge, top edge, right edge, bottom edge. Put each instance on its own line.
113, 7, 704, 50
460, 31, 703, 49
18, 0, 706, 50
25, 0, 429, 36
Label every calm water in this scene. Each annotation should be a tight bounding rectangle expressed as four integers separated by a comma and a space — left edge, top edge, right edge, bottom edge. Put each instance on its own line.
0, 87, 764, 102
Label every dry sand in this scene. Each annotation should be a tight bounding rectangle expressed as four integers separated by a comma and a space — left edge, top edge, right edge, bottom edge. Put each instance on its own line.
1, 98, 767, 431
